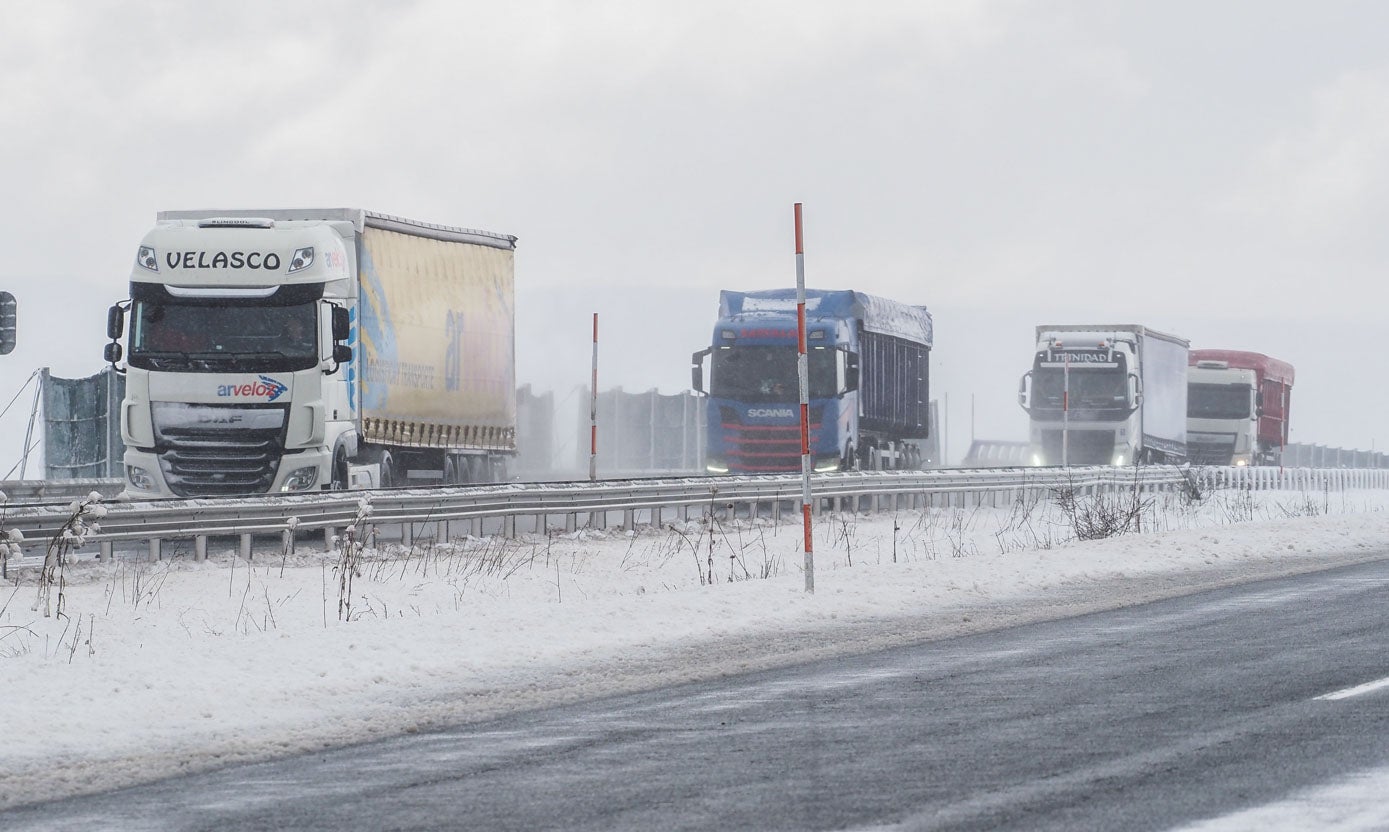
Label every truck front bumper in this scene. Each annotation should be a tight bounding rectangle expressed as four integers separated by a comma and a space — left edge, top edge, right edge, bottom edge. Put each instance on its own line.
122, 448, 331, 499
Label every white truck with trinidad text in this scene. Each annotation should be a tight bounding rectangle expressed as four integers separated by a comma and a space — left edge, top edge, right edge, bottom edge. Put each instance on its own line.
1018, 324, 1189, 466
103, 209, 517, 498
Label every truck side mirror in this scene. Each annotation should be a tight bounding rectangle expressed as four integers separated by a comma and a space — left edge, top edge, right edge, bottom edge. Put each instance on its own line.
1018, 372, 1031, 410
690, 349, 710, 394
104, 341, 123, 364
106, 303, 125, 340
1129, 373, 1143, 409
844, 353, 860, 392
331, 306, 350, 342
333, 344, 353, 364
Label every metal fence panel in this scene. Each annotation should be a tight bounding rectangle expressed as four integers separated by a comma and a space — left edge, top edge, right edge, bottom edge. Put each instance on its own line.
42, 367, 124, 479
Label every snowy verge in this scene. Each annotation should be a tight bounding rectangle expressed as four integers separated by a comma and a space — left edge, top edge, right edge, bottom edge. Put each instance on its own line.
1, 491, 1387, 808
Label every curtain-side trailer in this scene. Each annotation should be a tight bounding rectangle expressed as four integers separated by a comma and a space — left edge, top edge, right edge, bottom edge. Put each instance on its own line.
1019, 324, 1188, 466
104, 208, 517, 497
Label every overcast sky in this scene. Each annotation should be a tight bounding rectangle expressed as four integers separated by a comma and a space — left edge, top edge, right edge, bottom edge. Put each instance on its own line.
2, 0, 1386, 472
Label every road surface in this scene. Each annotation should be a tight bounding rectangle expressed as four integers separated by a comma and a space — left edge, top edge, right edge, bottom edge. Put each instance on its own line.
4, 555, 1389, 831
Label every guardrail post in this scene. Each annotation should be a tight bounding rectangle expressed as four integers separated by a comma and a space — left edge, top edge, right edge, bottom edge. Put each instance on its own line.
623, 509, 635, 531
239, 533, 252, 560
194, 535, 207, 562
402, 523, 414, 547
324, 527, 336, 552
99, 540, 113, 561
504, 514, 517, 537
148, 538, 161, 561
566, 512, 577, 533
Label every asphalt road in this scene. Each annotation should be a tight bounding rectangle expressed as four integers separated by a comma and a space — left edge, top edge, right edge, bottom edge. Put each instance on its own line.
6, 555, 1389, 831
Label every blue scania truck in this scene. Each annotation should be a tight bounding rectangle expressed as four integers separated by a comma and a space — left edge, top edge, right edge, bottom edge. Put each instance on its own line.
691, 289, 933, 474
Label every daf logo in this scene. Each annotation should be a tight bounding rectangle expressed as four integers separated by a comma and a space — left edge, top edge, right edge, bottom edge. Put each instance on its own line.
747, 408, 796, 418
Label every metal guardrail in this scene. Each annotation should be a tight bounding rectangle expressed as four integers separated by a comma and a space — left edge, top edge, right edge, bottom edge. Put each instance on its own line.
0, 478, 124, 504
3, 466, 1385, 569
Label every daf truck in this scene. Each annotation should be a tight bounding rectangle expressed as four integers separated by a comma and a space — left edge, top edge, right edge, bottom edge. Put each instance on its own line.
691, 289, 933, 473
1187, 349, 1294, 466
103, 209, 517, 498
1018, 325, 1189, 466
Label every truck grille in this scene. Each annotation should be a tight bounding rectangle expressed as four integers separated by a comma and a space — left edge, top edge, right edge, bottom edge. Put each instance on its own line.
1040, 430, 1114, 466
151, 403, 289, 497
1188, 433, 1237, 466
720, 407, 823, 473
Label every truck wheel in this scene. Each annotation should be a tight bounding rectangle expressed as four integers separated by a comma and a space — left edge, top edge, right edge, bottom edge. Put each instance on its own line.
378, 450, 396, 488
330, 448, 349, 491
859, 440, 877, 471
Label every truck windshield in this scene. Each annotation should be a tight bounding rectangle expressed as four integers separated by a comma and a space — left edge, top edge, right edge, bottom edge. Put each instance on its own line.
1032, 367, 1128, 412
710, 345, 837, 401
128, 300, 319, 373
1188, 383, 1251, 419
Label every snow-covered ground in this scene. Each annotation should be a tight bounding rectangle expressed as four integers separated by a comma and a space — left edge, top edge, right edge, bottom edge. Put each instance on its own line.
1, 485, 1387, 809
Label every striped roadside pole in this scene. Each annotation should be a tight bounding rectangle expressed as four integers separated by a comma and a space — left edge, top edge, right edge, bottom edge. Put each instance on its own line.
794, 203, 814, 594
590, 313, 598, 482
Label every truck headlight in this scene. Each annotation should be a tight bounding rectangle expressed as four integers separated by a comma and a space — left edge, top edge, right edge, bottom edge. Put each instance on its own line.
287, 246, 315, 274
281, 465, 319, 491
705, 459, 729, 474
126, 465, 156, 491
1234, 458, 1249, 467
1112, 453, 1127, 467
814, 456, 841, 472
136, 246, 159, 272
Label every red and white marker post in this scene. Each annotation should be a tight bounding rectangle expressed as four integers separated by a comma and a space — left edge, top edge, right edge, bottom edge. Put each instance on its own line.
794, 204, 814, 594
590, 312, 598, 482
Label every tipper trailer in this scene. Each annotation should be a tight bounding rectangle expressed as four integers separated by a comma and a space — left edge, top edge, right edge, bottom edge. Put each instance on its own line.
691, 289, 933, 473
1187, 349, 1294, 466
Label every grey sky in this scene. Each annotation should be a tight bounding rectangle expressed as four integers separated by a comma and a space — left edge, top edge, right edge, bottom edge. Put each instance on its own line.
2, 1, 1386, 471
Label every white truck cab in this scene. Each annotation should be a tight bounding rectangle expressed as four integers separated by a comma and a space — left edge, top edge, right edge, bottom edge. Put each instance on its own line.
1019, 325, 1188, 466
107, 216, 357, 498
1187, 360, 1259, 466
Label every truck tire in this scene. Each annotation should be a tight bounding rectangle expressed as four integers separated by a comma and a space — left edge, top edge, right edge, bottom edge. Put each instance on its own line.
859, 440, 878, 471
330, 448, 349, 491
377, 450, 396, 488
